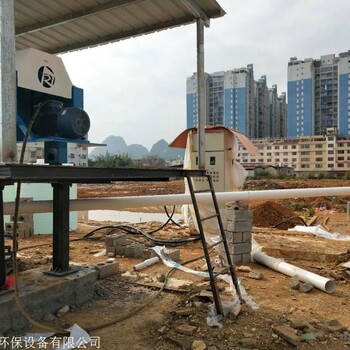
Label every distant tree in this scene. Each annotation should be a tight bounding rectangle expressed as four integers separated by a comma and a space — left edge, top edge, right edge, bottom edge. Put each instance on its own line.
141, 155, 166, 167
89, 152, 134, 167
114, 153, 134, 167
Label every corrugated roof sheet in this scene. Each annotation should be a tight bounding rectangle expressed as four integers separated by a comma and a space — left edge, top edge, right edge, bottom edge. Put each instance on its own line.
15, 0, 225, 54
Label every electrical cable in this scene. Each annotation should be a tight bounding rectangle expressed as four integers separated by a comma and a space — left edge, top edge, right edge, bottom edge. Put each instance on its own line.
146, 205, 177, 234
82, 224, 200, 246
17, 206, 193, 250
164, 206, 181, 227
82, 205, 199, 245
271, 215, 307, 228
11, 101, 69, 335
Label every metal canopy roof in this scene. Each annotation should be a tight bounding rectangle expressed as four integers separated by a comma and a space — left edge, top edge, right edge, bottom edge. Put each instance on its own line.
15, 0, 225, 54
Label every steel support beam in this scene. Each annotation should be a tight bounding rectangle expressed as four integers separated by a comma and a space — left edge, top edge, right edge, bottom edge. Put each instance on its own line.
48, 183, 75, 275
180, 0, 210, 26
0, 0, 16, 163
197, 18, 206, 169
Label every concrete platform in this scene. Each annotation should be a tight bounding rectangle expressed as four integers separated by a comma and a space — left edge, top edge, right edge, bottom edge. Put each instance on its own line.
0, 265, 98, 334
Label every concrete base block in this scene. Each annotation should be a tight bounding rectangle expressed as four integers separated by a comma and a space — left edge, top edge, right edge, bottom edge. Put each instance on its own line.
5, 222, 34, 238
105, 234, 127, 247
95, 261, 120, 279
115, 246, 126, 256
143, 248, 180, 262
106, 245, 116, 255
124, 244, 145, 258
0, 266, 98, 334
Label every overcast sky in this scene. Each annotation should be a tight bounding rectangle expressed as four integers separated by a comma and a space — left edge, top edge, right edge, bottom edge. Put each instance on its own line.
61, 0, 350, 150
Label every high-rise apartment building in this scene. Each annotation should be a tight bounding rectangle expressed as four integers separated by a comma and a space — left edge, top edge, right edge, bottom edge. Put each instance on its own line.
254, 75, 269, 138
187, 65, 286, 139
288, 51, 350, 137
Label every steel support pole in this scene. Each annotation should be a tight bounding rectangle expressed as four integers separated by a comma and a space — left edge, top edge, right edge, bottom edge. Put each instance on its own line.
196, 18, 206, 170
0, 0, 17, 163
51, 183, 71, 274
0, 186, 5, 287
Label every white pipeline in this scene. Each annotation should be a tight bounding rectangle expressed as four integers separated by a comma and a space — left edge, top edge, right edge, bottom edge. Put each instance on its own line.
133, 257, 160, 271
3, 186, 350, 215
253, 250, 336, 293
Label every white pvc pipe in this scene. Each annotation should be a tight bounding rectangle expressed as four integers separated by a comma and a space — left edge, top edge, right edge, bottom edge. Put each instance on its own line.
133, 257, 160, 270
3, 186, 350, 215
253, 250, 336, 293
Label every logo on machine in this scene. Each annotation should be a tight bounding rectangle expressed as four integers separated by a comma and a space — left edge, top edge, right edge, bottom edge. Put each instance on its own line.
38, 66, 55, 88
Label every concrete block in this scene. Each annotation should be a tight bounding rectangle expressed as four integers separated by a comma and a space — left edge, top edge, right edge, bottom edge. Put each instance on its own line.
226, 220, 252, 232
225, 231, 243, 244
115, 246, 125, 256
225, 201, 249, 211
143, 248, 180, 262
225, 231, 252, 244
134, 243, 146, 258
229, 253, 251, 266
11, 214, 33, 223
95, 261, 120, 279
105, 234, 127, 247
5, 222, 34, 238
230, 254, 243, 265
226, 210, 253, 222
124, 245, 136, 257
166, 249, 181, 262
106, 245, 116, 256
231, 242, 252, 255
242, 232, 252, 243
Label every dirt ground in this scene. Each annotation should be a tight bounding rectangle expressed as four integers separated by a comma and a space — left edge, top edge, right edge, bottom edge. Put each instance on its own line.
7, 178, 350, 349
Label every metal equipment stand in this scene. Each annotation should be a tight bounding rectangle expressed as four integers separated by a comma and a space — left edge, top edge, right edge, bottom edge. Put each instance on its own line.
0, 164, 206, 282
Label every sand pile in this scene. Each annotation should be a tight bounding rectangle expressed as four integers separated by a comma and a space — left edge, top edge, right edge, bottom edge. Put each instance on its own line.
250, 201, 304, 229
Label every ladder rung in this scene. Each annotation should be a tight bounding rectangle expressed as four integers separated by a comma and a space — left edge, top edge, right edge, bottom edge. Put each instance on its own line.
200, 213, 218, 222
193, 189, 211, 194
207, 240, 223, 249
213, 266, 230, 277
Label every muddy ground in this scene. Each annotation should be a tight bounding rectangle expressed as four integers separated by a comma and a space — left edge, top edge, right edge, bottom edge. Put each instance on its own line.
7, 178, 350, 349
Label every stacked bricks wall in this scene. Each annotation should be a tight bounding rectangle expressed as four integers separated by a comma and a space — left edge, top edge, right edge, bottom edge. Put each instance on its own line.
224, 201, 252, 265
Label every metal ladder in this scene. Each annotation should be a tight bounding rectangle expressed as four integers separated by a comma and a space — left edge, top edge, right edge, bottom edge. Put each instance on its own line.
186, 173, 242, 316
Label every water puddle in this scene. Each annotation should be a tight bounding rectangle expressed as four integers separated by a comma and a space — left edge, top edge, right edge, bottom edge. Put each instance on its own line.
88, 210, 182, 224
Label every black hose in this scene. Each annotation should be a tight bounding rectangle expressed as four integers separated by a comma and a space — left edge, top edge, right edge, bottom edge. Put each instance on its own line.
83, 205, 199, 246
164, 206, 181, 227
272, 215, 307, 228
83, 224, 200, 246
